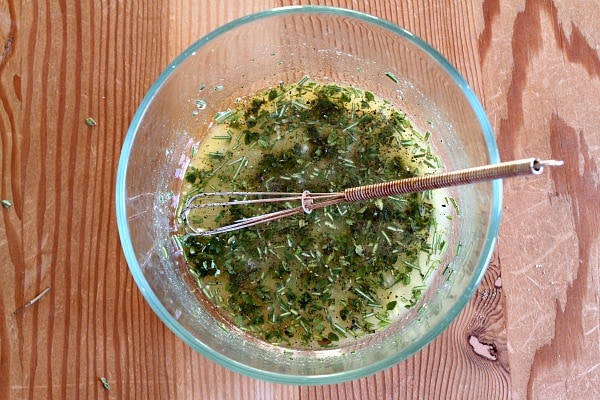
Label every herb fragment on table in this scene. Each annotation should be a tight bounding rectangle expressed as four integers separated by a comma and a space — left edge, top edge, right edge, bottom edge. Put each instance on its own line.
1, 199, 12, 208
100, 376, 111, 390
85, 117, 97, 127
12, 287, 51, 315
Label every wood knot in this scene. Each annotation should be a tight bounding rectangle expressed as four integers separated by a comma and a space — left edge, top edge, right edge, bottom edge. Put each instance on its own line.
468, 335, 498, 361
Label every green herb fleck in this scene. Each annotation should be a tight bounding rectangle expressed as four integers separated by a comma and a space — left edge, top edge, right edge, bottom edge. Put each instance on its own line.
385, 71, 399, 83
100, 376, 110, 391
1, 199, 12, 208
214, 109, 235, 123
85, 117, 97, 127
191, 144, 199, 157
298, 75, 310, 86
447, 196, 461, 217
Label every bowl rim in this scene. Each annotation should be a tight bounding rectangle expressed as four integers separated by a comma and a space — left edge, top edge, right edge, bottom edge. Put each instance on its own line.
116, 5, 502, 385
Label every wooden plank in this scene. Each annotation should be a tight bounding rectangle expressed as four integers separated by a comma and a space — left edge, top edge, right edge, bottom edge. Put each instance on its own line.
480, 0, 600, 398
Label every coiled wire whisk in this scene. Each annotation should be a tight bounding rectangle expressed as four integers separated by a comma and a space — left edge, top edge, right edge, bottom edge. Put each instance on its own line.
181, 158, 563, 236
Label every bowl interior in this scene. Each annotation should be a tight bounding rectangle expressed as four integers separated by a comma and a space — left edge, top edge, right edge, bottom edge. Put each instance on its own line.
116, 6, 500, 384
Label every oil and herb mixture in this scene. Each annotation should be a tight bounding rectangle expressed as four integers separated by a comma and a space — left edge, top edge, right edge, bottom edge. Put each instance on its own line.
177, 78, 452, 348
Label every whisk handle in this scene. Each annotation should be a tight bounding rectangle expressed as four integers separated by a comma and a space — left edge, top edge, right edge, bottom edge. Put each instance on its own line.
343, 158, 562, 202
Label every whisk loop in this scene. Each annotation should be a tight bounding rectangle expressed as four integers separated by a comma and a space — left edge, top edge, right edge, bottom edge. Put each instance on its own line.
181, 158, 563, 236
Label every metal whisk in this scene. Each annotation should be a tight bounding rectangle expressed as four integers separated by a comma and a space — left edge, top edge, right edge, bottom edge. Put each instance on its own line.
180, 158, 563, 236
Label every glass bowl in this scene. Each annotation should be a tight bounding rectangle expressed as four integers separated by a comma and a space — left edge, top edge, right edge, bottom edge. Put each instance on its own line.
116, 6, 501, 384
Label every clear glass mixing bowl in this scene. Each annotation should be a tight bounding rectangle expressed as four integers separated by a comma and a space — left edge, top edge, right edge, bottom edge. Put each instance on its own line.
116, 6, 501, 384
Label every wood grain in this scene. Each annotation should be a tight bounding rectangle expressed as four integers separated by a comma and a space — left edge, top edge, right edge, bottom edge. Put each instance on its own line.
0, 0, 598, 399
480, 0, 600, 398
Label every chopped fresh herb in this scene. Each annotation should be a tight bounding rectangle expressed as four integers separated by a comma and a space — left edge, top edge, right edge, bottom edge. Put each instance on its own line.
177, 80, 453, 348
385, 71, 399, 83
447, 196, 461, 217
100, 376, 110, 391
1, 199, 11, 208
297, 75, 310, 86
214, 109, 235, 123
85, 117, 97, 126
213, 130, 232, 142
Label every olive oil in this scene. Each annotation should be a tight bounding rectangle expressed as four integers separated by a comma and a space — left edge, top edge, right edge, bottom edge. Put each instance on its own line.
178, 79, 452, 348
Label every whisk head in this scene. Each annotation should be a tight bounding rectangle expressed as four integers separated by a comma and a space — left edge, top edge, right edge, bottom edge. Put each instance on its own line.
180, 190, 346, 236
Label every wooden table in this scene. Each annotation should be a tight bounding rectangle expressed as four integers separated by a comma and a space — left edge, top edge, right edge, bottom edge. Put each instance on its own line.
1, 1, 598, 399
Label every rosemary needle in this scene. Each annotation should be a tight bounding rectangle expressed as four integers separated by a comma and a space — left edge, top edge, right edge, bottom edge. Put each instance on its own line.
100, 376, 111, 390
12, 287, 51, 315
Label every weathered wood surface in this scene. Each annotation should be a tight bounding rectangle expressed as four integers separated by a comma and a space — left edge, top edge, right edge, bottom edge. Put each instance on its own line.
0, 0, 597, 399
